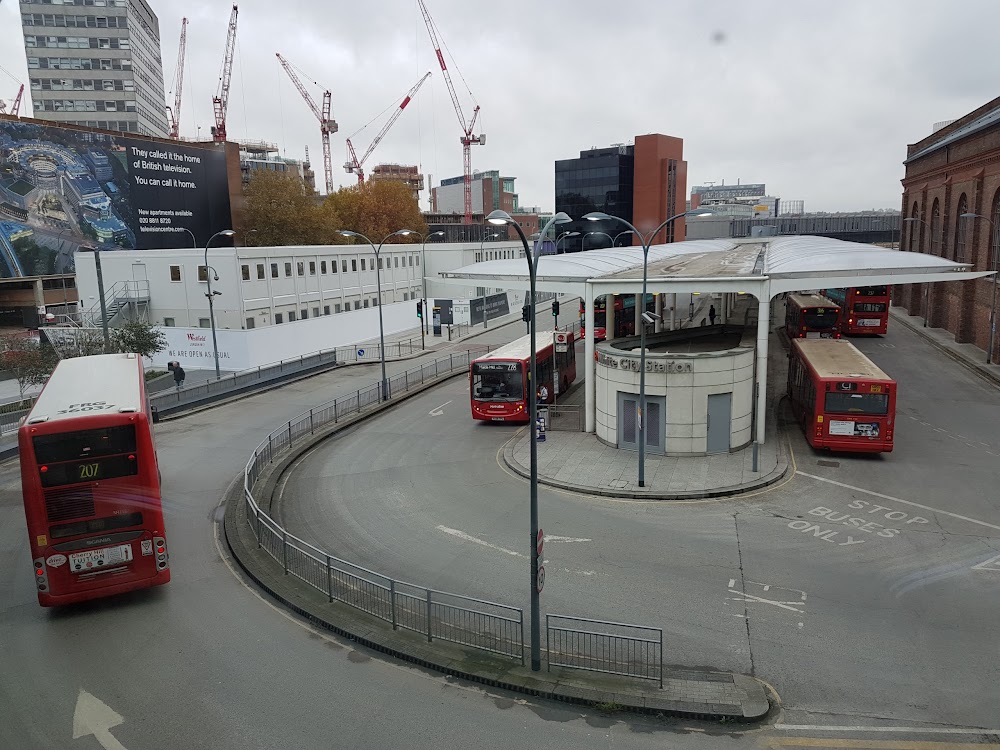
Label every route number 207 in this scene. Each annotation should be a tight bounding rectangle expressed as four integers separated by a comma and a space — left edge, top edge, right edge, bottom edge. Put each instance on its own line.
78, 462, 100, 480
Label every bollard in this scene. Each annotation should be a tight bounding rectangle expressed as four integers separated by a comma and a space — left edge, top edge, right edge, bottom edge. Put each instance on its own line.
752, 441, 759, 472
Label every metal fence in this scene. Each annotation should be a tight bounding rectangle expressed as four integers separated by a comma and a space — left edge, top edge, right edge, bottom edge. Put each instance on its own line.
543, 404, 583, 432
149, 336, 427, 411
546, 614, 663, 687
242, 349, 525, 663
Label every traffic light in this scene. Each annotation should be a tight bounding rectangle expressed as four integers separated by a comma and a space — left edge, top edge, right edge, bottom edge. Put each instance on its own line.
552, 300, 560, 317
522, 305, 531, 323
416, 300, 423, 319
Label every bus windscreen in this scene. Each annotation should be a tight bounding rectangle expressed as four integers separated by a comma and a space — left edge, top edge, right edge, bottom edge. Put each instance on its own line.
824, 392, 889, 415
33, 425, 137, 463
472, 362, 524, 401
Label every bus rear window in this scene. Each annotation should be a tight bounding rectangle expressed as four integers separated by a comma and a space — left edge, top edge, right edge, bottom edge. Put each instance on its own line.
855, 286, 887, 297
49, 511, 144, 539
824, 392, 888, 415
854, 302, 887, 313
804, 310, 839, 329
33, 425, 137, 463
39, 453, 139, 488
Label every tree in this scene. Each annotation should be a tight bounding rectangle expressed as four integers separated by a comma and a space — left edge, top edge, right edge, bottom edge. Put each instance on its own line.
112, 320, 167, 360
58, 328, 107, 359
325, 180, 428, 243
0, 334, 55, 400
243, 170, 342, 246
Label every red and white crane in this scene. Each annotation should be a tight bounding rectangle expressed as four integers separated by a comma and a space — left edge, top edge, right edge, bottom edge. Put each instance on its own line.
0, 63, 25, 117
166, 17, 188, 139
276, 53, 338, 195
211, 4, 238, 142
345, 71, 431, 185
417, 0, 484, 224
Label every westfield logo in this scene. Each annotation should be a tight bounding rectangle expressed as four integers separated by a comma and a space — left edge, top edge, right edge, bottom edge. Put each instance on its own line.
186, 334, 207, 342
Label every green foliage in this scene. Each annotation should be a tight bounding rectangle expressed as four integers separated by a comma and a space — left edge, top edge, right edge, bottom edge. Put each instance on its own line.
0, 333, 56, 399
112, 319, 167, 360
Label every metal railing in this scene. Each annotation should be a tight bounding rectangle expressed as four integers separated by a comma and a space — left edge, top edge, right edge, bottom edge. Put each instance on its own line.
150, 336, 427, 410
546, 614, 663, 687
242, 349, 525, 663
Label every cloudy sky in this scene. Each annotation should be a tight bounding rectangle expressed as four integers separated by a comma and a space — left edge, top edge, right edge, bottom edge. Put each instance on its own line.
2, 0, 998, 213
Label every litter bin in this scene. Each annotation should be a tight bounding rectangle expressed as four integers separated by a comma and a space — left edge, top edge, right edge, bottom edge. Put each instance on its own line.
151, 405, 160, 423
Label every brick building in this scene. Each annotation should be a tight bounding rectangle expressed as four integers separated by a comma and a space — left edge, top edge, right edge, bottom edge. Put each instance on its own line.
430, 170, 517, 215
896, 96, 1000, 361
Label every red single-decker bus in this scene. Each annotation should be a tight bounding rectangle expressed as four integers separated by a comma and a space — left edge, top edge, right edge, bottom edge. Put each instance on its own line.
18, 353, 170, 606
787, 339, 896, 453
579, 294, 655, 341
823, 286, 891, 335
784, 293, 841, 340
470, 331, 577, 422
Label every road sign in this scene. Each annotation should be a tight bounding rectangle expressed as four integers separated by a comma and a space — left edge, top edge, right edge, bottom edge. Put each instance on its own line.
536, 565, 545, 593
357, 348, 365, 358
554, 331, 569, 353
536, 529, 544, 558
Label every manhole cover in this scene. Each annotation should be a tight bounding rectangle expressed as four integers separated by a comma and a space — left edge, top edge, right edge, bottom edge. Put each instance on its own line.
817, 459, 840, 468
608, 479, 629, 489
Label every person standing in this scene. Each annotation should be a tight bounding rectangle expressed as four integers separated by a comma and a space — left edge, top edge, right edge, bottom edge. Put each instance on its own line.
538, 383, 549, 403
709, 304, 717, 326
172, 362, 186, 390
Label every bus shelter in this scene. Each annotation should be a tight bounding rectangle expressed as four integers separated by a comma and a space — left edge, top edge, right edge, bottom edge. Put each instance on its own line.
437, 235, 990, 449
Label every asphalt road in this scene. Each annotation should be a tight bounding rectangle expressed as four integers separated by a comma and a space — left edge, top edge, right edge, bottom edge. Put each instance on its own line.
278, 320, 1000, 736
1, 312, 998, 750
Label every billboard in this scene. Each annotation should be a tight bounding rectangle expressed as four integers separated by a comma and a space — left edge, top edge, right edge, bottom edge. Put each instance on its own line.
0, 117, 232, 277
470, 292, 511, 324
691, 183, 766, 201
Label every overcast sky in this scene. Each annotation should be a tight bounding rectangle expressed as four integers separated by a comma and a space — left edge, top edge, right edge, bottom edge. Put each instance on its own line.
2, 0, 998, 213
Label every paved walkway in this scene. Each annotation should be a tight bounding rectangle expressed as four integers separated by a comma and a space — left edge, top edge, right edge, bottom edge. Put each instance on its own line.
889, 305, 1000, 388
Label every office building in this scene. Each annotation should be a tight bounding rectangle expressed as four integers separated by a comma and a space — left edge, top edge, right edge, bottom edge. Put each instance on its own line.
554, 134, 687, 253
431, 170, 517, 215
371, 163, 424, 202
20, 0, 169, 137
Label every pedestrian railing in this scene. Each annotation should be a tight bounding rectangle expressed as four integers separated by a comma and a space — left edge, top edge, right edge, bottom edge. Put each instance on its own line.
546, 614, 663, 687
543, 404, 583, 432
242, 348, 525, 663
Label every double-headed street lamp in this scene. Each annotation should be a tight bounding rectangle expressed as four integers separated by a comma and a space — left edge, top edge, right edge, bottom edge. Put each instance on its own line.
480, 231, 501, 260
487, 208, 571, 673
904, 216, 932, 327
613, 230, 634, 246
555, 231, 579, 253
338, 228, 416, 400
960, 212, 999, 364
584, 210, 714, 488
204, 229, 236, 379
583, 231, 614, 250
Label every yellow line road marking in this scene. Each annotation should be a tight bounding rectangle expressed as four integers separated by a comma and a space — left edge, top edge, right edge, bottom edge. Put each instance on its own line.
765, 738, 998, 749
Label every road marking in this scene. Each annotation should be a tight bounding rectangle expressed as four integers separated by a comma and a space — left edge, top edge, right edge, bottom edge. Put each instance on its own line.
766, 738, 998, 749
728, 589, 805, 613
73, 689, 128, 750
774, 724, 1000, 738
796, 471, 1000, 533
428, 400, 452, 416
436, 525, 522, 557
728, 578, 736, 588
545, 535, 591, 543
971, 553, 1000, 571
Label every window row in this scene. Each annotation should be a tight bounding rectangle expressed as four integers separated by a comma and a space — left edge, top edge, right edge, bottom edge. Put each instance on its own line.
20, 0, 128, 6
24, 35, 129, 50
238, 255, 420, 280
27, 56, 132, 71
22, 14, 127, 28
70, 118, 137, 132
36, 98, 135, 112
32, 77, 134, 92
474, 248, 520, 262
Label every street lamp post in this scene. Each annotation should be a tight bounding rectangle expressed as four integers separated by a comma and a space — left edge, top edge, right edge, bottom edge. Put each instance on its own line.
178, 227, 197, 248
479, 231, 500, 260
583, 231, 614, 249
487, 208, 571, 673
419, 231, 445, 345
584, 210, 714, 488
613, 230, 634, 247
555, 231, 579, 253
204, 229, 236, 379
338, 229, 417, 400
960, 212, 998, 364
904, 216, 932, 327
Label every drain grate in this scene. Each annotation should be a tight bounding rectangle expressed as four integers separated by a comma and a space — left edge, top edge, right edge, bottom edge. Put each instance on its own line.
817, 459, 840, 468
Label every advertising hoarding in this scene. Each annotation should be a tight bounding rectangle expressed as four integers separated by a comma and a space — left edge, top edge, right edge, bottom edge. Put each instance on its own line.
0, 117, 232, 277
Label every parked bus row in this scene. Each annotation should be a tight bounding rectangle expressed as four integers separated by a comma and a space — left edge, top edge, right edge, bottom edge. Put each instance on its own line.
784, 286, 891, 340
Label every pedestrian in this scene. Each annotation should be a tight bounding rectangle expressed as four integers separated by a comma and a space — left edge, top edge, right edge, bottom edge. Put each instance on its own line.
172, 361, 186, 390
537, 383, 549, 403
709, 304, 717, 326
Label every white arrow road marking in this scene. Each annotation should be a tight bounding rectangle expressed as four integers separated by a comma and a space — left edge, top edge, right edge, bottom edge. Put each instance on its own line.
437, 525, 522, 557
73, 689, 128, 750
428, 400, 452, 416
545, 535, 591, 543
971, 553, 1000, 571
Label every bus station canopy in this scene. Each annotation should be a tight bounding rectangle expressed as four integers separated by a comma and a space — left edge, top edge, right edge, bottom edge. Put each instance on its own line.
437, 236, 990, 298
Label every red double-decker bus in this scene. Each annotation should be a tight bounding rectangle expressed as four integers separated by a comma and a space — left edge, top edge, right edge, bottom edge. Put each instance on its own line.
823, 286, 891, 335
787, 339, 896, 453
579, 294, 655, 340
470, 331, 577, 422
18, 353, 170, 606
784, 293, 841, 340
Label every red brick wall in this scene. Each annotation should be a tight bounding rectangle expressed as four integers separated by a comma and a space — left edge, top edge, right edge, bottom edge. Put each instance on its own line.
632, 134, 687, 244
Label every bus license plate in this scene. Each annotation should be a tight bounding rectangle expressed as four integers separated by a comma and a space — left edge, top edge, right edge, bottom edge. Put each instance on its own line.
69, 544, 133, 572
858, 318, 879, 327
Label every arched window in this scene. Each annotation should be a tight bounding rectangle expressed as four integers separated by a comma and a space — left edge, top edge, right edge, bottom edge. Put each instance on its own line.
908, 201, 919, 251
954, 193, 968, 262
991, 189, 1000, 272
930, 199, 942, 257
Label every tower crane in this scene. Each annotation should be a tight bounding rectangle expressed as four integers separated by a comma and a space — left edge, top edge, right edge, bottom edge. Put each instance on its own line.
166, 17, 188, 139
417, 0, 483, 224
211, 5, 238, 142
345, 71, 431, 185
0, 63, 25, 117
276, 53, 337, 194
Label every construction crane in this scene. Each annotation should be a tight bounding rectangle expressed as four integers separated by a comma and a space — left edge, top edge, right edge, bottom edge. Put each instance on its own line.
0, 63, 25, 117
417, 0, 484, 224
276, 53, 337, 194
345, 71, 431, 185
166, 17, 187, 139
211, 4, 238, 142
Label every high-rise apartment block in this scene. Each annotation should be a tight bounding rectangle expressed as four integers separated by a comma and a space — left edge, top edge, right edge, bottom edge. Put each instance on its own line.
19, 0, 169, 137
